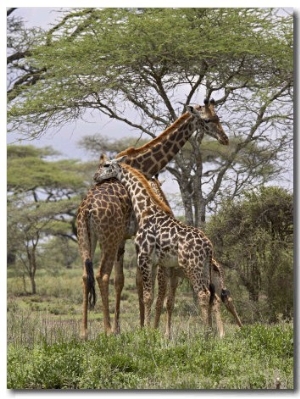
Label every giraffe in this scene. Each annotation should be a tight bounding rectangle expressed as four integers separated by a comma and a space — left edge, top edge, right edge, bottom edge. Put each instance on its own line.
153, 257, 243, 338
77, 100, 229, 338
148, 177, 242, 338
93, 159, 225, 337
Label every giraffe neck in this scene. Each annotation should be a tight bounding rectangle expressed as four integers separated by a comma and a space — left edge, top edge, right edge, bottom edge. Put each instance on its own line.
116, 164, 172, 222
117, 111, 203, 179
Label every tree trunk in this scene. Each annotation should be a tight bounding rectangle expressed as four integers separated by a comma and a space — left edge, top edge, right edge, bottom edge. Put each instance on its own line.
27, 247, 37, 294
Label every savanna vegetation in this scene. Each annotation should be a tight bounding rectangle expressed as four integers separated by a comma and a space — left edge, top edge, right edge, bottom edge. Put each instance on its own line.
7, 146, 294, 389
7, 264, 294, 389
7, 7, 293, 390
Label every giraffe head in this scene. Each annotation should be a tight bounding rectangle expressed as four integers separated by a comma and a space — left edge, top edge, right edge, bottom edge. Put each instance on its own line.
187, 99, 229, 145
93, 156, 126, 183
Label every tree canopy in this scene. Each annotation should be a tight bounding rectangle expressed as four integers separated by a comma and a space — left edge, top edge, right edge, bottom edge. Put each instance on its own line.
7, 8, 293, 226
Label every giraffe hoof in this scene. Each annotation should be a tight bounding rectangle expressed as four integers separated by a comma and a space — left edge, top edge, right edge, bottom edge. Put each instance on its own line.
80, 330, 88, 340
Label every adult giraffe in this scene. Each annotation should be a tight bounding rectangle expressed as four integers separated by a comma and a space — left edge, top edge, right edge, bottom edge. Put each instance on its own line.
77, 100, 228, 338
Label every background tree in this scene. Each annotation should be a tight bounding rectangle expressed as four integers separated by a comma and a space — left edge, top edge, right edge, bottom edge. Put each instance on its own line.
7, 145, 89, 293
206, 186, 293, 322
7, 8, 293, 227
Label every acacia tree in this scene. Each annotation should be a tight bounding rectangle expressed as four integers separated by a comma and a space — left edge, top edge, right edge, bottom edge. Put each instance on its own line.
7, 8, 293, 227
7, 145, 87, 293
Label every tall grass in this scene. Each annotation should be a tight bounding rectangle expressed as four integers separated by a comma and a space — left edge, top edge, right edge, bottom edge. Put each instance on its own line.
8, 323, 293, 389
7, 266, 294, 389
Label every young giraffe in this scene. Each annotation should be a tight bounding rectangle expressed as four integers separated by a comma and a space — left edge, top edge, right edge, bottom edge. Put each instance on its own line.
94, 160, 225, 337
77, 100, 229, 338
148, 178, 242, 337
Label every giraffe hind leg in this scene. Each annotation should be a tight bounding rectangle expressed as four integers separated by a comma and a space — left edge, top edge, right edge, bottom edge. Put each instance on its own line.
165, 269, 179, 339
86, 259, 96, 309
113, 244, 125, 334
221, 289, 243, 327
154, 265, 167, 330
81, 259, 96, 339
96, 251, 116, 335
137, 253, 154, 327
136, 267, 145, 327
209, 284, 225, 338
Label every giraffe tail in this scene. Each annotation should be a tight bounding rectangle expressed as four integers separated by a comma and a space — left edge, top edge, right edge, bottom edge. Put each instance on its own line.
209, 283, 216, 305
85, 259, 96, 309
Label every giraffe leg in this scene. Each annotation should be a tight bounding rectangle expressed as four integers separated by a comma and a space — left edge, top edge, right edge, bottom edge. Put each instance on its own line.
184, 266, 211, 333
96, 251, 116, 335
136, 267, 145, 328
81, 268, 89, 340
137, 253, 153, 327
210, 293, 225, 338
221, 289, 243, 327
113, 243, 125, 334
207, 283, 214, 331
165, 268, 179, 339
154, 265, 167, 330
197, 288, 211, 332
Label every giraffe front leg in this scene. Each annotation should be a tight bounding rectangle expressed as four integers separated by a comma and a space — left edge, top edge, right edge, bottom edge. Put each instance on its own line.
137, 252, 153, 328
154, 265, 167, 330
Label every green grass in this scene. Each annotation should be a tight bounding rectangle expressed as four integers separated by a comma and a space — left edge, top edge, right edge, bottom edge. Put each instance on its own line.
7, 266, 294, 390
8, 324, 293, 389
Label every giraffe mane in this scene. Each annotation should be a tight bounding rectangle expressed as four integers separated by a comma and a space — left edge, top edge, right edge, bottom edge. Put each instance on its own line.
151, 177, 174, 216
121, 163, 173, 215
116, 111, 192, 158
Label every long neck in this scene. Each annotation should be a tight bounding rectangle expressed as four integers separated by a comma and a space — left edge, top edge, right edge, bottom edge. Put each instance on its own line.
118, 164, 172, 221
149, 178, 174, 217
117, 112, 200, 179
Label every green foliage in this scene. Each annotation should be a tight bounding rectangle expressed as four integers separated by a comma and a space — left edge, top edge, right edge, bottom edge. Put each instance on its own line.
7, 8, 293, 227
7, 8, 292, 133
78, 134, 150, 159
7, 324, 293, 389
7, 144, 85, 192
207, 185, 293, 321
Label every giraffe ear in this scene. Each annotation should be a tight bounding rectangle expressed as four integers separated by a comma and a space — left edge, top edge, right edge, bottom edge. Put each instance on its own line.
209, 98, 216, 111
99, 153, 109, 165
